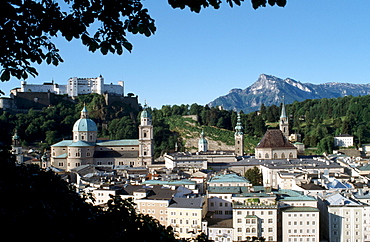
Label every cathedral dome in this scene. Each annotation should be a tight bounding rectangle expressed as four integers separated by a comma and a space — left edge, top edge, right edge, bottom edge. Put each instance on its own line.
72, 106, 98, 132
141, 109, 152, 119
73, 118, 98, 132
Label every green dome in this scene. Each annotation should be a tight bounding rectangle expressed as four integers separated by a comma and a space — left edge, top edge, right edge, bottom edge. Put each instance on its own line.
73, 118, 98, 132
141, 109, 152, 119
73, 106, 97, 132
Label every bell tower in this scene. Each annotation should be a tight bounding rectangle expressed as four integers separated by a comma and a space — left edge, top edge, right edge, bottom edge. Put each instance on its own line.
234, 112, 244, 157
138, 103, 153, 166
280, 98, 289, 139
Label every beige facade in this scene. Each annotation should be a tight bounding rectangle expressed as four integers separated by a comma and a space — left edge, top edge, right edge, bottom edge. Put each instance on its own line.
167, 197, 207, 240
137, 199, 170, 226
51, 106, 153, 171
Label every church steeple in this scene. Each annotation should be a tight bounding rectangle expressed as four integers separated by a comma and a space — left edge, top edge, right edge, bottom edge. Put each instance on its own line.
234, 112, 244, 157
279, 97, 289, 138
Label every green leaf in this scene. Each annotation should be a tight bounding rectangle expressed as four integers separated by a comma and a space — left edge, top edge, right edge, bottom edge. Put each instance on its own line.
0, 69, 10, 82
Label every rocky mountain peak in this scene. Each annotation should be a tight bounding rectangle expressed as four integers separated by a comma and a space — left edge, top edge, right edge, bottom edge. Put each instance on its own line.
208, 74, 370, 113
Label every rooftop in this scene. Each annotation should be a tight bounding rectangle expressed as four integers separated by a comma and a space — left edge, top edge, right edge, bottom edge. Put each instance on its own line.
324, 193, 361, 206
96, 139, 139, 146
281, 206, 319, 213
169, 197, 204, 208
142, 179, 196, 186
208, 173, 250, 184
256, 129, 296, 149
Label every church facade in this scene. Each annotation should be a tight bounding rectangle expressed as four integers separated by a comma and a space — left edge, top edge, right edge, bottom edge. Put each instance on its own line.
51, 105, 153, 171
255, 102, 297, 159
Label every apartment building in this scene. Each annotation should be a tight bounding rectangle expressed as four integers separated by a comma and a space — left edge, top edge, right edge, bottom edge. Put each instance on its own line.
318, 193, 370, 242
232, 198, 278, 242
207, 173, 252, 219
167, 196, 207, 240
281, 206, 320, 242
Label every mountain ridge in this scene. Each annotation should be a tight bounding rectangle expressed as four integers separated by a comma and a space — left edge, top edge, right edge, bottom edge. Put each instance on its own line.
208, 74, 370, 113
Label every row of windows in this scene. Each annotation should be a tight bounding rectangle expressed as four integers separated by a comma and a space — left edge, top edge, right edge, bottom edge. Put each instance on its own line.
237, 218, 273, 223
142, 203, 167, 207
237, 236, 274, 241
288, 221, 316, 226
170, 212, 198, 216
210, 202, 230, 207
288, 238, 315, 242
58, 162, 81, 167
288, 213, 316, 217
214, 210, 232, 215
236, 210, 274, 216
258, 152, 294, 159
288, 229, 316, 234
170, 219, 198, 225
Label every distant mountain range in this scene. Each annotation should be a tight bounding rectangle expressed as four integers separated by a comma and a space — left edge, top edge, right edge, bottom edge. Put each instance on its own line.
208, 74, 370, 113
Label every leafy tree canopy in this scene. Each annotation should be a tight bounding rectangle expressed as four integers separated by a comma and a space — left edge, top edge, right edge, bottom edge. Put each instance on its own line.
244, 166, 262, 186
0, 0, 286, 82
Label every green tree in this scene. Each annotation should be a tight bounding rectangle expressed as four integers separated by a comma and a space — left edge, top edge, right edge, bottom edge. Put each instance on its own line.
244, 166, 263, 186
0, 149, 179, 241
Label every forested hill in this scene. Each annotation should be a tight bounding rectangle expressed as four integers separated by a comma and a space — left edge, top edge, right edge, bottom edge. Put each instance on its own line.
1, 93, 370, 157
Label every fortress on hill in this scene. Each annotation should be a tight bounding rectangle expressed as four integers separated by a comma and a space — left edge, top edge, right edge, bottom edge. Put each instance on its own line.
0, 76, 139, 111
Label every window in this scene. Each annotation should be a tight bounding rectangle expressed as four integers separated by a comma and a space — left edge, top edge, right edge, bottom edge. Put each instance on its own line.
246, 228, 250, 233
211, 202, 214, 207
268, 227, 273, 232
268, 219, 273, 223
237, 228, 242, 232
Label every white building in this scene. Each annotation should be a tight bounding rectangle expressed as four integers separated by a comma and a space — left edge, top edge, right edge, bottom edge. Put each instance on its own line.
233, 199, 278, 242
318, 193, 370, 242
334, 134, 354, 148
19, 75, 124, 97
281, 206, 320, 242
167, 197, 207, 240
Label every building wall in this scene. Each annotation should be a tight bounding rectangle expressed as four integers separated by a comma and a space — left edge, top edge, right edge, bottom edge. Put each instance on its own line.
282, 209, 319, 242
255, 148, 297, 160
137, 199, 170, 226
327, 206, 366, 242
167, 207, 204, 239
208, 193, 233, 219
232, 207, 278, 242
208, 227, 233, 242
334, 136, 354, 148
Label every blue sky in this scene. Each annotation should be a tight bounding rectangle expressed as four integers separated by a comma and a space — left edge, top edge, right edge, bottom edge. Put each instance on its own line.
2, 1, 370, 108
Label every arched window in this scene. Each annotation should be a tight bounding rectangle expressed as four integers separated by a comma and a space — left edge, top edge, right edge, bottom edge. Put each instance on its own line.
252, 228, 256, 233
246, 228, 250, 233
289, 152, 293, 158
259, 153, 262, 158
281, 153, 285, 159
274, 153, 278, 159
265, 153, 269, 158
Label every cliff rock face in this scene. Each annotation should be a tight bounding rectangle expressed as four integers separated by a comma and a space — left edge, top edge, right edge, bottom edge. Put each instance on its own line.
208, 74, 370, 113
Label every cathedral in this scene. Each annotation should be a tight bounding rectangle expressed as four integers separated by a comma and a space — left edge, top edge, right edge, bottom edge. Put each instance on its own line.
255, 102, 298, 159
51, 105, 153, 171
